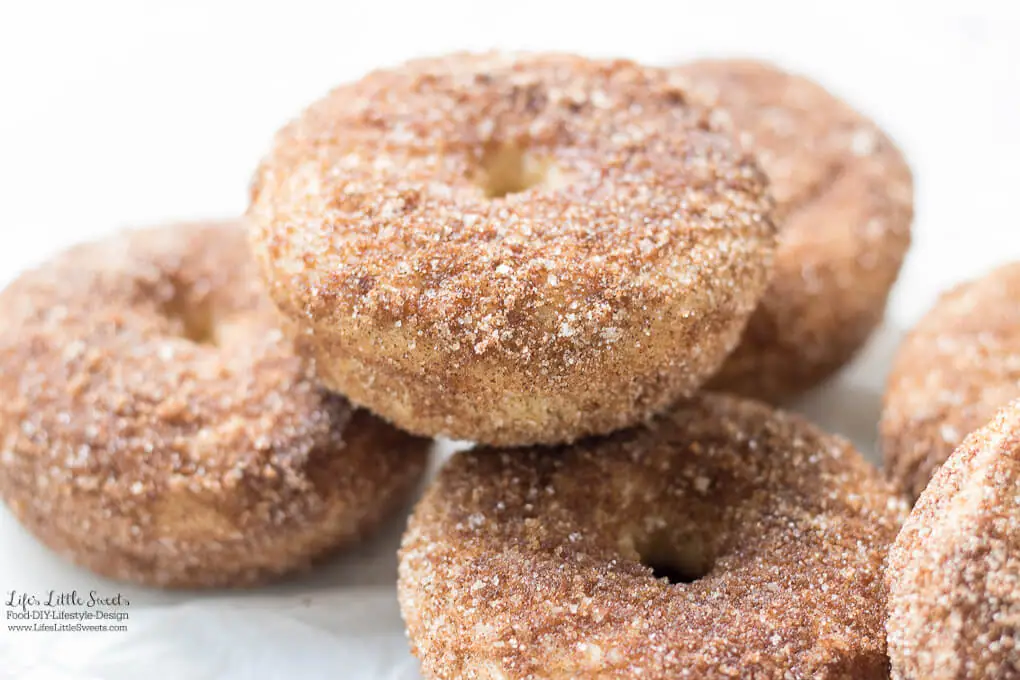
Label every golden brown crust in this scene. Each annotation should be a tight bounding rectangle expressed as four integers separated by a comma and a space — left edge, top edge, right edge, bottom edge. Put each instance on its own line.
674, 59, 914, 402
0, 220, 431, 588
248, 52, 776, 446
886, 400, 1020, 679
399, 394, 906, 679
881, 262, 1020, 501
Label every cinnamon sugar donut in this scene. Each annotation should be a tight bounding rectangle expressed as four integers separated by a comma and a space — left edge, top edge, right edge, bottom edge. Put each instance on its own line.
399, 394, 906, 679
674, 60, 914, 401
0, 220, 430, 588
886, 400, 1020, 679
881, 262, 1020, 501
248, 52, 776, 446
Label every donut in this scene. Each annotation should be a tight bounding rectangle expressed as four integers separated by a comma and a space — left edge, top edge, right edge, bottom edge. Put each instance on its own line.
0, 220, 430, 588
886, 400, 1020, 679
248, 52, 776, 446
398, 394, 906, 679
673, 59, 914, 402
881, 262, 1020, 501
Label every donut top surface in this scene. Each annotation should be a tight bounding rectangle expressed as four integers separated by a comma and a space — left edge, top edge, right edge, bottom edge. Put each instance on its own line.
675, 59, 914, 400
400, 395, 906, 679
883, 261, 1020, 500
0, 220, 357, 510
887, 400, 1020, 679
675, 60, 911, 222
249, 52, 774, 363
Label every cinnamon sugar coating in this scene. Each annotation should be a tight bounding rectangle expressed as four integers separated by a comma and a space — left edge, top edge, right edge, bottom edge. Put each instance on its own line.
887, 400, 1020, 679
399, 394, 906, 679
0, 220, 430, 588
248, 52, 776, 446
882, 262, 1020, 501
674, 60, 914, 402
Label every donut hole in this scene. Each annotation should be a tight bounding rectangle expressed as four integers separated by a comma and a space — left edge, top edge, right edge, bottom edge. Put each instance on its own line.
178, 309, 218, 346
477, 143, 554, 199
161, 297, 219, 346
638, 532, 713, 585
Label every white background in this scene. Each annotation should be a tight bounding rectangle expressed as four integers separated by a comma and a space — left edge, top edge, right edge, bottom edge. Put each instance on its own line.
0, 2, 1019, 678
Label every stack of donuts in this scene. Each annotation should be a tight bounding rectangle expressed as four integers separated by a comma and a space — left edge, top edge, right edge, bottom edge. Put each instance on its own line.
0, 52, 1016, 679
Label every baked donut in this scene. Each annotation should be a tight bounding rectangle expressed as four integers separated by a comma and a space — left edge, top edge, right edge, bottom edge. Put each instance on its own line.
674, 59, 914, 401
881, 262, 1020, 501
248, 52, 776, 446
0, 220, 430, 588
886, 400, 1020, 679
399, 394, 906, 679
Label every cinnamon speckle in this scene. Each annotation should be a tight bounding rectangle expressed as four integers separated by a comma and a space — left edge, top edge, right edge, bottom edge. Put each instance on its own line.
674, 59, 914, 402
887, 400, 1020, 679
248, 52, 776, 446
0, 220, 431, 588
399, 394, 906, 679
882, 262, 1020, 501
